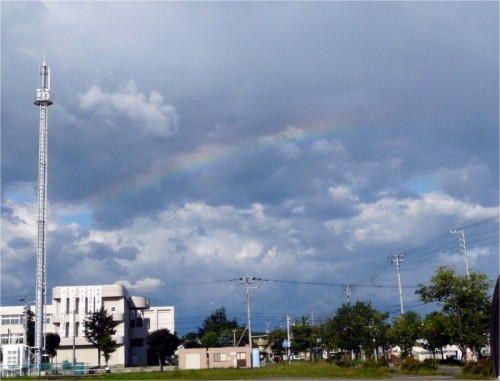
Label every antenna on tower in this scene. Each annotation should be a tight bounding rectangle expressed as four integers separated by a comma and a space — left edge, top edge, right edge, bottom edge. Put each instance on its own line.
33, 58, 53, 370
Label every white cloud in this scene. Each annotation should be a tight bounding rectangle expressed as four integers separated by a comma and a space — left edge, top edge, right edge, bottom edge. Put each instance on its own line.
311, 138, 347, 157
116, 278, 164, 292
328, 185, 359, 203
325, 193, 498, 248
258, 125, 304, 159
259, 125, 305, 145
79, 81, 179, 137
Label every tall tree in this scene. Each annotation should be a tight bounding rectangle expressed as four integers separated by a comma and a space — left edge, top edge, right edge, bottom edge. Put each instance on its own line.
45, 333, 61, 363
415, 266, 491, 362
147, 329, 180, 371
100, 334, 116, 366
83, 307, 118, 367
291, 316, 315, 356
198, 306, 239, 347
421, 311, 452, 360
198, 306, 238, 337
322, 301, 389, 359
387, 311, 422, 358
267, 328, 287, 356
26, 307, 35, 347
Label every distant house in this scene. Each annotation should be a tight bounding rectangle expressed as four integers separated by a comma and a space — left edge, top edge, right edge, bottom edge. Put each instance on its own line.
178, 346, 252, 369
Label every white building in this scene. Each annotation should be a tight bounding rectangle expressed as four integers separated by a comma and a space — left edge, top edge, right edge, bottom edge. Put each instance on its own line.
1, 284, 174, 368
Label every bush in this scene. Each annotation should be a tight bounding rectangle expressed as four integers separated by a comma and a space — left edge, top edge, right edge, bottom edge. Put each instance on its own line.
462, 359, 493, 378
335, 359, 355, 367
363, 360, 388, 369
400, 357, 438, 373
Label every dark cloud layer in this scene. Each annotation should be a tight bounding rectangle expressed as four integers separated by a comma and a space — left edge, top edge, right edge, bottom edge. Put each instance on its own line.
1, 1, 498, 334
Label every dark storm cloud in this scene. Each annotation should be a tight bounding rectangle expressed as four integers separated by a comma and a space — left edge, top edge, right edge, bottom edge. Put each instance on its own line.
1, 1, 498, 332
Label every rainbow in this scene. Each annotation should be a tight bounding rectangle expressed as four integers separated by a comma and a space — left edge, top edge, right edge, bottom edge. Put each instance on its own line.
89, 119, 354, 207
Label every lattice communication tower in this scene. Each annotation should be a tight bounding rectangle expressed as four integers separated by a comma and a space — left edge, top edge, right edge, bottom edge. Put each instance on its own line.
33, 58, 53, 366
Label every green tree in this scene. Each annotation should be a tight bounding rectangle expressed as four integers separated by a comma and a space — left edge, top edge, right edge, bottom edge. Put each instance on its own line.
26, 307, 35, 347
45, 333, 61, 362
323, 301, 389, 360
421, 311, 452, 359
100, 334, 116, 366
267, 328, 287, 355
387, 311, 422, 358
198, 306, 239, 347
147, 329, 180, 371
181, 332, 202, 348
198, 306, 239, 337
291, 316, 316, 356
415, 266, 491, 362
200, 331, 219, 348
83, 307, 118, 367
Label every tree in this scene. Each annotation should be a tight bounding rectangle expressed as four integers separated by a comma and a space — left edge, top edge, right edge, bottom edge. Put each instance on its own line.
421, 311, 452, 360
387, 311, 422, 358
26, 307, 35, 347
198, 306, 239, 337
100, 334, 116, 366
267, 328, 287, 356
181, 332, 202, 348
147, 329, 180, 371
291, 316, 315, 356
322, 301, 389, 360
45, 333, 61, 362
83, 307, 118, 367
200, 331, 219, 348
415, 266, 491, 362
198, 306, 239, 347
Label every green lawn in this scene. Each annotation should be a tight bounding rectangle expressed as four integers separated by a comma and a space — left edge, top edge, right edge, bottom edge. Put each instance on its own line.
17, 361, 392, 380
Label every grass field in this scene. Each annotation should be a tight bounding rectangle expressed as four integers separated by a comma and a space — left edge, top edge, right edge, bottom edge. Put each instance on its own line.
17, 361, 393, 380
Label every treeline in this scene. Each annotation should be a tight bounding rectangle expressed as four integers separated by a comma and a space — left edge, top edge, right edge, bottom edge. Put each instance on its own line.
182, 267, 492, 363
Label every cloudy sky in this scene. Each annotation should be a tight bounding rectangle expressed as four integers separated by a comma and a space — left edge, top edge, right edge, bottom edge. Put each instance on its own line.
1, 1, 498, 335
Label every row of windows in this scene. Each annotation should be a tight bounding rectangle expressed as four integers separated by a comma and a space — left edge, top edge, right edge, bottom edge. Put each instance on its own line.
213, 352, 246, 362
1, 333, 24, 344
1, 314, 52, 326
1, 315, 24, 325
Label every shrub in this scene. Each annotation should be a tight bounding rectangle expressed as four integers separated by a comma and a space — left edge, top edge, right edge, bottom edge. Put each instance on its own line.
400, 357, 438, 373
462, 359, 493, 378
363, 360, 388, 369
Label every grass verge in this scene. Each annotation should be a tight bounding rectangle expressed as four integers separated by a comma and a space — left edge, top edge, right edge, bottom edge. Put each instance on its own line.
17, 361, 391, 380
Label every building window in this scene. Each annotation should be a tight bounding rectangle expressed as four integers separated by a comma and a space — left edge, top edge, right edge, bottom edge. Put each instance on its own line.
1, 333, 24, 344
111, 306, 116, 312
236, 352, 246, 360
6, 350, 18, 365
130, 338, 143, 347
214, 353, 227, 362
1, 314, 24, 325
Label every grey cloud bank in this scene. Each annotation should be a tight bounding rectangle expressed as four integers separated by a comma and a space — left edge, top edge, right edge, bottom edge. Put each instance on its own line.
1, 1, 498, 334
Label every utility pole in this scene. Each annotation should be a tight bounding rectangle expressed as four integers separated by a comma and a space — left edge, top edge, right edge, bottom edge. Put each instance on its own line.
239, 277, 259, 367
390, 254, 405, 315
342, 284, 352, 304
286, 315, 291, 363
450, 228, 470, 278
